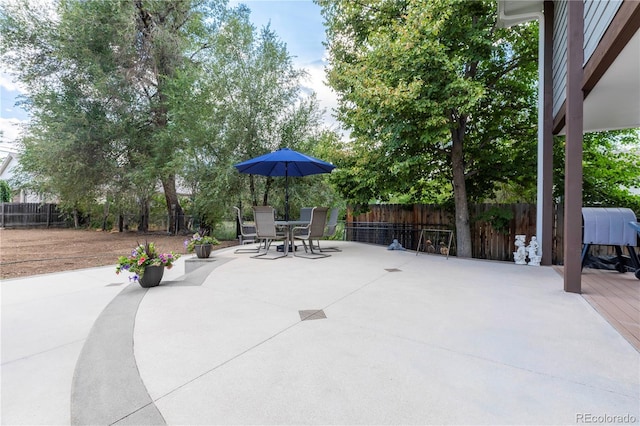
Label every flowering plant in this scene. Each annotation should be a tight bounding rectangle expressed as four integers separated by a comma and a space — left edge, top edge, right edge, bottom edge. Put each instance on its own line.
184, 230, 220, 253
115, 242, 180, 281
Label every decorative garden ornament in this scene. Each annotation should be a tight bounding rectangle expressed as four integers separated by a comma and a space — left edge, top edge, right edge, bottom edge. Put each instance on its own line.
514, 235, 527, 265
527, 236, 542, 266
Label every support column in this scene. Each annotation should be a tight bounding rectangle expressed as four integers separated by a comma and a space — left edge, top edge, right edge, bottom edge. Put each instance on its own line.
564, 0, 584, 293
541, 1, 554, 266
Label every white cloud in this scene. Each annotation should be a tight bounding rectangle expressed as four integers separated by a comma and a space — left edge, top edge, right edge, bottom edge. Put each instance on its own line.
298, 56, 343, 133
0, 117, 24, 146
0, 72, 26, 93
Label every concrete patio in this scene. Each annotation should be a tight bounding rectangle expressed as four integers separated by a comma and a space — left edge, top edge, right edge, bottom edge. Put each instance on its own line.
2, 241, 639, 425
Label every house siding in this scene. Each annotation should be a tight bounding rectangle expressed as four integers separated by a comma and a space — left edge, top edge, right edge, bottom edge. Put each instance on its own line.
552, 0, 568, 117
552, 0, 623, 118
583, 0, 623, 65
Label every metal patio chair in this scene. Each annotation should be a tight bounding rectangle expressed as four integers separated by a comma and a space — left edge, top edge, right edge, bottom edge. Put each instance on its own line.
317, 207, 342, 252
234, 207, 260, 254
292, 207, 330, 259
252, 206, 289, 259
299, 207, 313, 222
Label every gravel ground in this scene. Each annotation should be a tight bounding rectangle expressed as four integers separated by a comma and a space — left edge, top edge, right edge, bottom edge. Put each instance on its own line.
0, 228, 236, 280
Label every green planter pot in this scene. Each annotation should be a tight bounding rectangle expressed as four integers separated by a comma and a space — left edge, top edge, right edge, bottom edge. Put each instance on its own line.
138, 265, 164, 288
194, 244, 213, 259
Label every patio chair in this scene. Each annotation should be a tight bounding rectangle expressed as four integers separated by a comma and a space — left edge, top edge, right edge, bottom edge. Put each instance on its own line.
317, 207, 342, 252
234, 207, 260, 254
292, 207, 330, 259
299, 207, 313, 222
295, 207, 314, 251
252, 206, 289, 259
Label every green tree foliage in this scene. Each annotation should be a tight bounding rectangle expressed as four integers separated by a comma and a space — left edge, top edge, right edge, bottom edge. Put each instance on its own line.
171, 8, 338, 228
554, 129, 640, 213
0, 180, 11, 202
0, 0, 231, 232
1, 0, 339, 232
483, 129, 640, 208
318, 0, 538, 256
1, 0, 119, 222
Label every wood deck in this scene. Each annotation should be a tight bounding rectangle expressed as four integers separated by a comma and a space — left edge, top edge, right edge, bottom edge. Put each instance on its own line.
555, 266, 640, 352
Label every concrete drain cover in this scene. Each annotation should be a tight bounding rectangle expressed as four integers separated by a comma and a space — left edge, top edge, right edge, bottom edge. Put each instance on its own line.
385, 268, 401, 272
299, 310, 326, 321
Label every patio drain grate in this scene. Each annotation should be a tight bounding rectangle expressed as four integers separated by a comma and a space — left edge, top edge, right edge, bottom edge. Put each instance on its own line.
385, 268, 402, 272
299, 310, 327, 321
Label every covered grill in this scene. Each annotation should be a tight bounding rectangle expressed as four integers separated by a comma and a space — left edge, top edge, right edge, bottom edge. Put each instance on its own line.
581, 207, 639, 275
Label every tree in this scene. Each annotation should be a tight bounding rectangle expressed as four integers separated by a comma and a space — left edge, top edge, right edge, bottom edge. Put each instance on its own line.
2, 0, 339, 232
1, 0, 119, 222
0, 0, 233, 233
318, 0, 538, 257
554, 129, 640, 213
172, 9, 338, 228
0, 180, 11, 202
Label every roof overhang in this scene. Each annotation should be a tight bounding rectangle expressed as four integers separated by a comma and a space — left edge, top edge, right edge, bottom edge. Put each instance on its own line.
0, 152, 17, 177
499, 0, 640, 134
580, 29, 640, 134
497, 0, 543, 27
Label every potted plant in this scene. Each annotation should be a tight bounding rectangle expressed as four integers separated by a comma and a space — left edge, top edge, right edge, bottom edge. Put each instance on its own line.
184, 229, 220, 258
116, 242, 180, 288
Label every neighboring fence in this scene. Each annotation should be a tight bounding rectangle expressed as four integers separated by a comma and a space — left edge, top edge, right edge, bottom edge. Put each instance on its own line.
1, 203, 201, 232
346, 203, 630, 264
0, 203, 67, 228
345, 222, 426, 251
346, 203, 536, 259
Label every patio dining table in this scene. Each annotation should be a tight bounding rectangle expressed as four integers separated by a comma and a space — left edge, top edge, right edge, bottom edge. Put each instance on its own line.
275, 220, 309, 254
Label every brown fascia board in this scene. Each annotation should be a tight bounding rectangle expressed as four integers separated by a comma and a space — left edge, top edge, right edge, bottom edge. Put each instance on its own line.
553, 103, 566, 135
552, 0, 640, 134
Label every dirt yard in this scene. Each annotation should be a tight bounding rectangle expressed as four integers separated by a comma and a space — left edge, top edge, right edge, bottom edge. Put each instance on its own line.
0, 228, 237, 280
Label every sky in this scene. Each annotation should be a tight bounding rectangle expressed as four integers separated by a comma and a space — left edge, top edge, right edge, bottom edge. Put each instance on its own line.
0, 0, 338, 146
228, 0, 339, 130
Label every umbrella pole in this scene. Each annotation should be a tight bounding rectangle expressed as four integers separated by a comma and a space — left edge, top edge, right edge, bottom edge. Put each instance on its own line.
285, 164, 289, 221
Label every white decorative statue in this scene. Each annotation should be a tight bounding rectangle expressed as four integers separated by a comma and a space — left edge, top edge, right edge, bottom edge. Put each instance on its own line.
513, 235, 527, 265
527, 236, 542, 266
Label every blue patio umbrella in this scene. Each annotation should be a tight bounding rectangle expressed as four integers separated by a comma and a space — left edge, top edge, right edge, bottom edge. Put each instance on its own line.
234, 147, 336, 221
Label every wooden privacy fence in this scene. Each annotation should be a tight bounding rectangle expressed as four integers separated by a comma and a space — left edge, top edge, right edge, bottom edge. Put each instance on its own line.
0, 203, 66, 228
347, 203, 571, 264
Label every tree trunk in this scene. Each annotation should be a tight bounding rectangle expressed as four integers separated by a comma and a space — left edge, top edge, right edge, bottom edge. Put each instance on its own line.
249, 175, 258, 206
263, 177, 273, 206
102, 200, 109, 231
450, 115, 473, 258
162, 175, 184, 234
138, 198, 149, 232
136, 2, 184, 235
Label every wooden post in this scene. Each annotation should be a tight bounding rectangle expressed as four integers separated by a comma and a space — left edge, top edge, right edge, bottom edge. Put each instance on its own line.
564, 0, 584, 293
